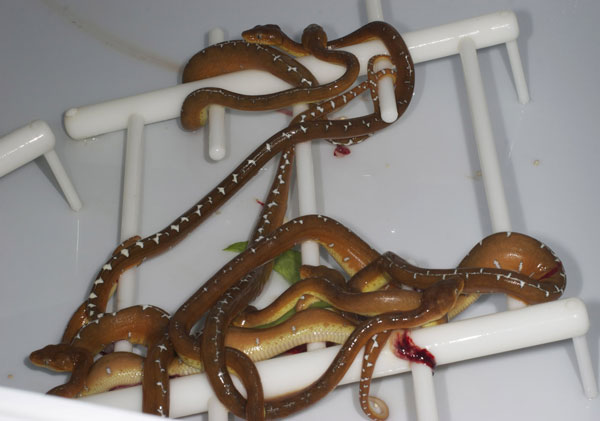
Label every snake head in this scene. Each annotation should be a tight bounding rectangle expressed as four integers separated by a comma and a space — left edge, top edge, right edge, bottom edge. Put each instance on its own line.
242, 24, 284, 45
30, 344, 80, 372
301, 24, 328, 49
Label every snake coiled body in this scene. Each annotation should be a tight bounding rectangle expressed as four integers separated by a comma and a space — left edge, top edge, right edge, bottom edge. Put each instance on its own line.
80, 308, 357, 396
181, 24, 359, 130
30, 305, 170, 400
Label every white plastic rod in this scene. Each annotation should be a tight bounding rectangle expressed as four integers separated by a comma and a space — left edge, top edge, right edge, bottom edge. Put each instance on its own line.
293, 102, 320, 268
373, 57, 399, 123
114, 114, 145, 352
64, 11, 522, 140
365, 0, 398, 123
411, 363, 439, 421
119, 114, 145, 245
207, 397, 228, 421
365, 0, 383, 20
207, 28, 227, 161
458, 37, 511, 234
43, 150, 83, 212
80, 298, 590, 417
572, 335, 599, 399
0, 120, 82, 211
505, 39, 530, 104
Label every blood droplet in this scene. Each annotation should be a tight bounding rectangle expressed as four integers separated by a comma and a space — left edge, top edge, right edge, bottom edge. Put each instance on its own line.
333, 145, 351, 157
392, 330, 436, 369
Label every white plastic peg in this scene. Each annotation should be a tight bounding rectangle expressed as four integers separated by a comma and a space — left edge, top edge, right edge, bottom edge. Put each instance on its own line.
365, 0, 398, 123
207, 28, 227, 161
0, 120, 82, 211
207, 397, 228, 421
114, 113, 145, 353
293, 102, 324, 352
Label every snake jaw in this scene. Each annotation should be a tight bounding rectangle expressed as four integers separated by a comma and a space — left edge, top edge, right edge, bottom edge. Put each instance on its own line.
30, 344, 66, 370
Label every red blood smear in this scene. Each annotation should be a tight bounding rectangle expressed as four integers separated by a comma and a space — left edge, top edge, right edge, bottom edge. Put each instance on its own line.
256, 199, 265, 206
393, 331, 436, 370
333, 145, 351, 157
276, 108, 293, 117
539, 262, 563, 280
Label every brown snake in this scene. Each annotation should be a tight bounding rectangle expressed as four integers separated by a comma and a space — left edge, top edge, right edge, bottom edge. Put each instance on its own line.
80, 307, 357, 396
31, 31, 319, 416
197, 22, 415, 415
27, 18, 567, 421
352, 231, 566, 420
31, 22, 409, 418
53, 20, 411, 347
29, 305, 170, 400
170, 211, 566, 419
232, 276, 422, 328
198, 67, 383, 421
199, 141, 295, 420
181, 23, 359, 131
169, 33, 411, 368
176, 69, 390, 410
359, 330, 393, 420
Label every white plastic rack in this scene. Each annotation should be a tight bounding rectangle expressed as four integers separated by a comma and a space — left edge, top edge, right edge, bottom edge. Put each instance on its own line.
1, 2, 596, 420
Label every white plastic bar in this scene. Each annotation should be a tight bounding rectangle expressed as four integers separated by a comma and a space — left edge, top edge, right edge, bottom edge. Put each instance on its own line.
63, 11, 523, 140
80, 298, 590, 417
373, 58, 398, 123
505, 40, 530, 104
0, 120, 82, 211
207, 397, 228, 421
364, 0, 382, 19
572, 335, 599, 398
119, 114, 145, 244
293, 103, 320, 268
365, 0, 398, 123
43, 150, 83, 211
411, 363, 439, 421
458, 37, 511, 234
207, 28, 227, 161
114, 114, 145, 352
